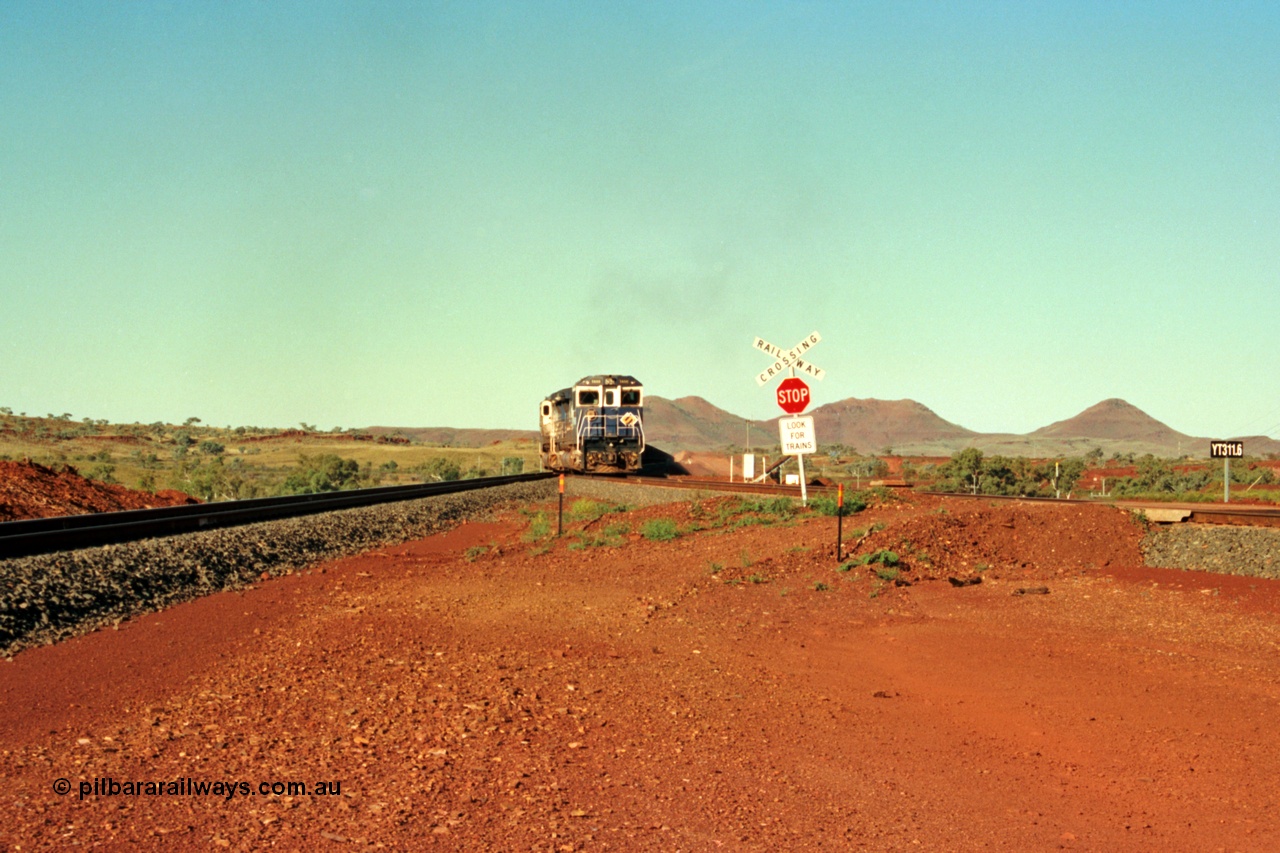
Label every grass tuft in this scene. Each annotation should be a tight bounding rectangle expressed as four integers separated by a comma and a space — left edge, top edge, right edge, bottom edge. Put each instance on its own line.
640, 518, 679, 541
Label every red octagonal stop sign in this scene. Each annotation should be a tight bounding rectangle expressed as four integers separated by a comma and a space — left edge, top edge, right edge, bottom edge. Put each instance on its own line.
776, 377, 810, 414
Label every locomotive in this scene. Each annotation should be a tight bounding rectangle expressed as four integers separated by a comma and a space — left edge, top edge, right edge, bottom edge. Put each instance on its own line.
539, 375, 645, 473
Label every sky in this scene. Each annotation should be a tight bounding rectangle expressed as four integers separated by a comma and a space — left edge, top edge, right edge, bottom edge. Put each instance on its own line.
2, 1, 1278, 439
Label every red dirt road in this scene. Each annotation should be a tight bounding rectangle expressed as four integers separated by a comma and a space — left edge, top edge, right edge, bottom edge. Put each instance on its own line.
3, 493, 1279, 850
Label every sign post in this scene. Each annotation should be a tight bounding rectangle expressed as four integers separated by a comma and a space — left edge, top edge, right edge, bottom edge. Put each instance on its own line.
1210, 441, 1244, 503
836, 483, 844, 561
779, 415, 816, 503
753, 331, 826, 500
558, 474, 565, 536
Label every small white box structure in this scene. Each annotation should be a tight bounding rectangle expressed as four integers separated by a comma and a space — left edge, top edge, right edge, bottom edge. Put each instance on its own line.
784, 474, 800, 486
743, 453, 756, 481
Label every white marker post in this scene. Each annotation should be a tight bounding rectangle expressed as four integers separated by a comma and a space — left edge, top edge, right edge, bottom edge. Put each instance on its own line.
1210, 440, 1244, 503
779, 415, 816, 503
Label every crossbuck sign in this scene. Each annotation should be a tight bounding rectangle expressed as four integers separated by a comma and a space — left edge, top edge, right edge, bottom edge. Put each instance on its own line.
753, 331, 826, 386
752, 330, 827, 503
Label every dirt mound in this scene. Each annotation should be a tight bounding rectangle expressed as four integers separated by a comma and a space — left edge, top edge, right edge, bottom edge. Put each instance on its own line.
0, 460, 199, 522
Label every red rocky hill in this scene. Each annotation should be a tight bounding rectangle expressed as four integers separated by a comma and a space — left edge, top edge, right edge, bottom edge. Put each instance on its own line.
0, 461, 198, 522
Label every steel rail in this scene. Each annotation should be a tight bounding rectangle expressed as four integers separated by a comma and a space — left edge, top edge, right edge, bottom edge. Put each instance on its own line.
0, 473, 555, 560
587, 474, 840, 498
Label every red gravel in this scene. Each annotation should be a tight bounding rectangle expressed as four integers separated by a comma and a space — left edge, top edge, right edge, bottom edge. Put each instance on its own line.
0, 461, 198, 521
3, 492, 1279, 850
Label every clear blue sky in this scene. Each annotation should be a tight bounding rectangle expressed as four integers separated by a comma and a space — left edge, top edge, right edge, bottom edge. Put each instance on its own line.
3, 2, 1277, 438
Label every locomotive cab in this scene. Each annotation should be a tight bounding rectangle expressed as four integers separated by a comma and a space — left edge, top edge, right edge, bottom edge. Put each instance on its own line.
539, 375, 645, 473
572, 375, 644, 473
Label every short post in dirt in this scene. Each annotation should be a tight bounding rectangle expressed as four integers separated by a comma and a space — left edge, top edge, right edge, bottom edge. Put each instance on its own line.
557, 474, 565, 536
836, 483, 844, 561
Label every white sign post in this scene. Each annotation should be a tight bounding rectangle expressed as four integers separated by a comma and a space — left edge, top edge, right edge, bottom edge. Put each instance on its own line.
752, 331, 826, 502
779, 415, 816, 502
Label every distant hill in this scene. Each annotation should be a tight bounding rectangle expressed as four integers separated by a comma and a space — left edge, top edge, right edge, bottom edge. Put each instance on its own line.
1030, 398, 1195, 445
807, 398, 976, 453
643, 395, 1280, 457
642, 396, 775, 450
366, 396, 1280, 458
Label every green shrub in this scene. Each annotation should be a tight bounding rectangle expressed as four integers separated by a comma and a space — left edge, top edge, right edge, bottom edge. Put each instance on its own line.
523, 512, 552, 541
849, 549, 900, 568
808, 493, 866, 516
278, 453, 361, 495
568, 499, 610, 522
640, 518, 679, 541
414, 457, 461, 482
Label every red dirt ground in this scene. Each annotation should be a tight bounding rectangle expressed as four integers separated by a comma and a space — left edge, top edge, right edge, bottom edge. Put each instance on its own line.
3, 492, 1279, 850
0, 461, 198, 522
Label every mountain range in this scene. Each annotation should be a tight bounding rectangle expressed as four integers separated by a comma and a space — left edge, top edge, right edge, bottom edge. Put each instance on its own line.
643, 396, 1280, 458
368, 396, 1279, 458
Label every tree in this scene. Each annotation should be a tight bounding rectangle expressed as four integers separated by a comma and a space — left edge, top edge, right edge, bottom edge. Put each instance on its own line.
278, 454, 362, 494
1042, 458, 1087, 497
415, 457, 461, 482
955, 448, 984, 493
198, 440, 225, 456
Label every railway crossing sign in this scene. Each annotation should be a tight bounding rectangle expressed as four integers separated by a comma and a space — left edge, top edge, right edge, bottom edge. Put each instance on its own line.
753, 331, 826, 386
776, 377, 810, 414
751, 330, 826, 504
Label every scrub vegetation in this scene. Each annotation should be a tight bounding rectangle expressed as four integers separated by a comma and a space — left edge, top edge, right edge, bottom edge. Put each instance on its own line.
0, 409, 540, 501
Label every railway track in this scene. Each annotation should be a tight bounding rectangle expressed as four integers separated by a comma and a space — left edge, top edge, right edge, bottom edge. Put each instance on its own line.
608, 475, 1280, 529
606, 474, 840, 498
5, 471, 1276, 562
0, 473, 555, 560
921, 489, 1280, 528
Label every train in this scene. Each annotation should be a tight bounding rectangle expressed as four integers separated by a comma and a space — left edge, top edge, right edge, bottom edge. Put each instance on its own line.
539, 375, 645, 473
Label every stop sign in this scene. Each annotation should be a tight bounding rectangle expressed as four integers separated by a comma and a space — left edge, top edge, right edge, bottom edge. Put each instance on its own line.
776, 377, 810, 414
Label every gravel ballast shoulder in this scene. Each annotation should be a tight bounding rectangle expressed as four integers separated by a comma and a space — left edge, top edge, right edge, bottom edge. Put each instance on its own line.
564, 477, 739, 507
1142, 523, 1280, 579
0, 481, 554, 656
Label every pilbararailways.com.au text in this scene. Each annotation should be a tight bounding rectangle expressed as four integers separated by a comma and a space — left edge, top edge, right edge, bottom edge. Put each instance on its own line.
61, 777, 343, 801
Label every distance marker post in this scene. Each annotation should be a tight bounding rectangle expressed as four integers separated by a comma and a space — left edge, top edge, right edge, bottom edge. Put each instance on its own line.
836, 483, 844, 561
558, 474, 565, 537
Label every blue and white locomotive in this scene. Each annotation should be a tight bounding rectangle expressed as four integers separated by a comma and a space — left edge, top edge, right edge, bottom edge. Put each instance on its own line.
539, 375, 645, 473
